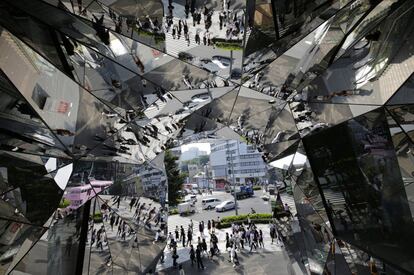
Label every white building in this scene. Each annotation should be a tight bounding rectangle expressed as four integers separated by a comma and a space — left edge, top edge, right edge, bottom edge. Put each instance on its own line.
138, 165, 167, 201
210, 140, 267, 186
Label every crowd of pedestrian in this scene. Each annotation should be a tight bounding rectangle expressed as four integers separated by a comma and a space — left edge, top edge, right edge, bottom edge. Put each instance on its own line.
164, 0, 246, 48
165, 217, 283, 271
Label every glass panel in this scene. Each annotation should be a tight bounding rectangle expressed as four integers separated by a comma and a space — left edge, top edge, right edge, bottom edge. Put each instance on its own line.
12, 204, 89, 275
303, 107, 414, 274
0, 220, 46, 274
87, 198, 113, 275
303, 1, 414, 105
387, 105, 414, 142
291, 102, 379, 138
0, 70, 70, 158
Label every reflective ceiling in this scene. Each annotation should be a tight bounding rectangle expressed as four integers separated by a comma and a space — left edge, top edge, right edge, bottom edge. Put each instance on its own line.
0, 0, 414, 274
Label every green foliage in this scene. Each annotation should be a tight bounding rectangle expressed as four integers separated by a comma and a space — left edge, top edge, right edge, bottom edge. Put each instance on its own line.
220, 213, 273, 223
165, 150, 186, 206
182, 155, 210, 166
217, 213, 273, 229
93, 213, 103, 223
252, 186, 262, 191
58, 198, 71, 208
211, 38, 243, 51
168, 208, 179, 215
133, 27, 165, 45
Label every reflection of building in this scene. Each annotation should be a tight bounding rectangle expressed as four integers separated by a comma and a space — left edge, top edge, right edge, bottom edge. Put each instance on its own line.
180, 147, 208, 161
139, 165, 166, 199
210, 140, 267, 185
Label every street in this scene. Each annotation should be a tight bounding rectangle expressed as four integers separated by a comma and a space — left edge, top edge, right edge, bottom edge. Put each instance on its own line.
188, 189, 271, 222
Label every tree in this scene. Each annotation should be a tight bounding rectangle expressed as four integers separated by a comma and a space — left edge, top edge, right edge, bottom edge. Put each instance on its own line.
165, 150, 186, 206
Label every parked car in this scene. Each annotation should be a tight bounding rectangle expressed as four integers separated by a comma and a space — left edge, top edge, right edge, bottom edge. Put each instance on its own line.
212, 55, 231, 68
202, 198, 221, 210
191, 93, 211, 102
178, 52, 194, 62
230, 68, 242, 79
261, 195, 270, 201
215, 200, 236, 212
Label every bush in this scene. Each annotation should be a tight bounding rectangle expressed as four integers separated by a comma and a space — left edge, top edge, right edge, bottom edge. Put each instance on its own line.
211, 38, 243, 51
133, 27, 165, 45
216, 213, 273, 228
169, 208, 179, 215
252, 186, 262, 191
58, 198, 71, 208
220, 213, 272, 223
214, 42, 243, 51
93, 213, 102, 223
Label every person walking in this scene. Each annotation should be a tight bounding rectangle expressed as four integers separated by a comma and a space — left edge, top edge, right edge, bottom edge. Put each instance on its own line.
210, 232, 219, 253
230, 245, 239, 267
203, 33, 207, 45
182, 230, 186, 247
172, 25, 176, 39
190, 245, 196, 266
239, 229, 245, 249
207, 220, 211, 233
225, 232, 230, 251
211, 219, 216, 233
269, 222, 275, 243
199, 221, 204, 238
196, 245, 205, 270
110, 214, 115, 231
175, 226, 180, 241
168, 232, 174, 249
172, 247, 179, 268
249, 231, 257, 252
202, 238, 208, 256
187, 228, 193, 246
178, 20, 182, 39
180, 226, 185, 242
284, 203, 292, 217
189, 219, 193, 233
129, 197, 136, 211
259, 229, 264, 248
195, 32, 200, 44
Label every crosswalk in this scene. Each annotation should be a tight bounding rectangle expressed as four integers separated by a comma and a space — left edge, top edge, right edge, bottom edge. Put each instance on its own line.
280, 193, 297, 215
143, 99, 168, 118
322, 189, 346, 207
164, 31, 199, 58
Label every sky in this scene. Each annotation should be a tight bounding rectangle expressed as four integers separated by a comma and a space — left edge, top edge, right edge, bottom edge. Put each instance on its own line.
181, 142, 211, 154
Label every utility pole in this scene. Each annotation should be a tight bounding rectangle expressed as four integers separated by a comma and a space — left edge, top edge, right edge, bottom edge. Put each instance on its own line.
228, 141, 238, 215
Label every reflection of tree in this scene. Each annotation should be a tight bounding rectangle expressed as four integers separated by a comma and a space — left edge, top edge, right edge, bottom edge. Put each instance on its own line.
164, 150, 185, 206
182, 155, 210, 166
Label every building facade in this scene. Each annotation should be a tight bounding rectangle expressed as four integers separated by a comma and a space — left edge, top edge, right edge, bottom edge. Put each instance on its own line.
210, 140, 267, 185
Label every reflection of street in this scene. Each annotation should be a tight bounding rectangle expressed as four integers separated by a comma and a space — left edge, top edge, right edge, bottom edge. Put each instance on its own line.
14, 213, 82, 275
85, 195, 166, 273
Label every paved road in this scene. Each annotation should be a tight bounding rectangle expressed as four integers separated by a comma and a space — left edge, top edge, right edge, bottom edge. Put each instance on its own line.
185, 190, 272, 222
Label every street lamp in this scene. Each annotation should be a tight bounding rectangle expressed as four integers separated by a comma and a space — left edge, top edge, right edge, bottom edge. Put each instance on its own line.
228, 141, 238, 216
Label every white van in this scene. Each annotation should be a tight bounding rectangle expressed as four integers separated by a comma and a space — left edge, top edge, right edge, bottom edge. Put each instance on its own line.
178, 202, 196, 215
201, 198, 221, 210
185, 195, 197, 203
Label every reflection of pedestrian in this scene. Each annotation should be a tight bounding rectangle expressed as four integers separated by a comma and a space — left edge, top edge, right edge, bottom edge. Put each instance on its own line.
203, 34, 207, 45
115, 197, 121, 208
65, 236, 73, 255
